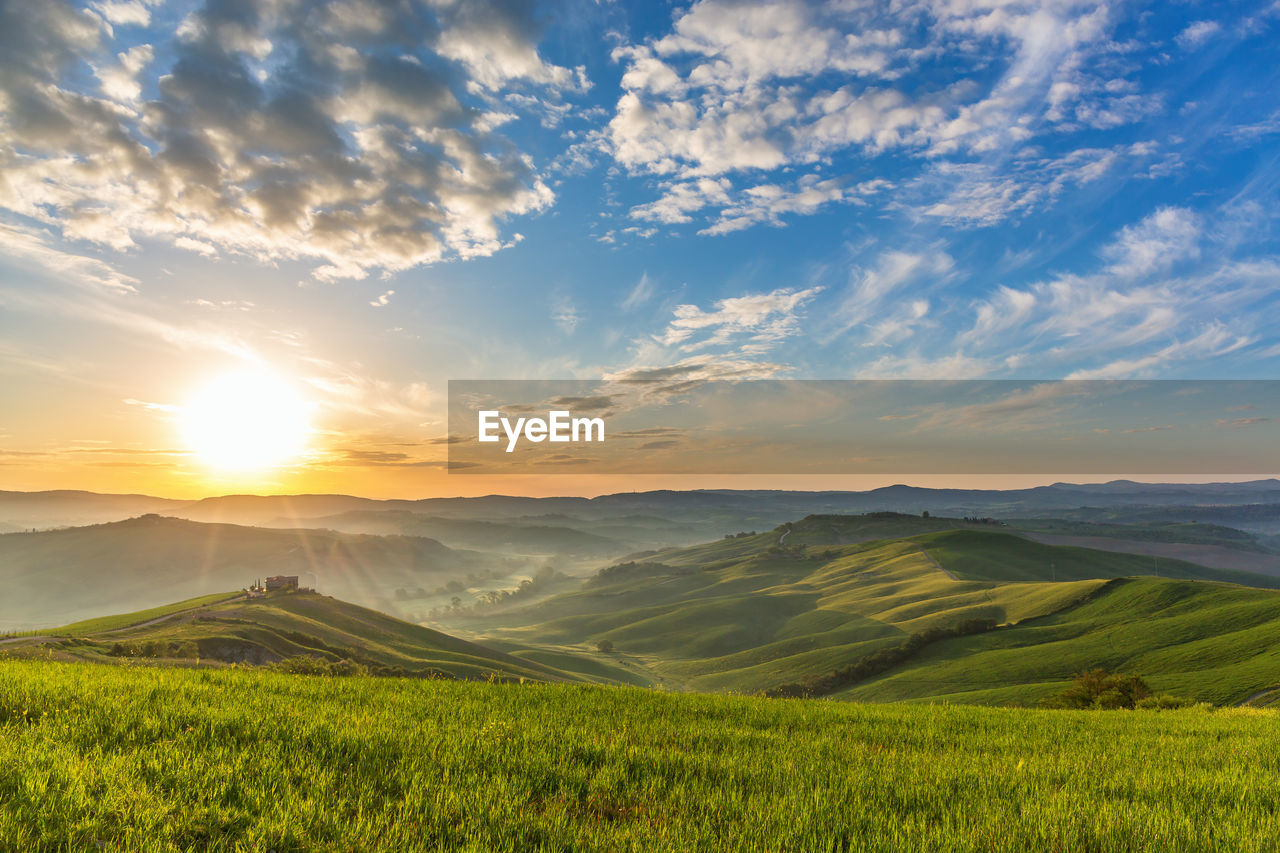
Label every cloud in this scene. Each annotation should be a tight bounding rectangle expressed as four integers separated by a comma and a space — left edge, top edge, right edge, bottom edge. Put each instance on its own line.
0, 0, 572, 282
832, 248, 953, 337
1176, 20, 1222, 50
332, 448, 447, 467
905, 143, 1166, 228
553, 296, 580, 334
659, 285, 823, 354
621, 272, 655, 310
908, 381, 1099, 433
1102, 207, 1201, 279
548, 395, 615, 413
1217, 417, 1275, 427
92, 1, 153, 28
1066, 324, 1253, 379
370, 290, 394, 308
0, 220, 138, 293
959, 287, 1037, 347
700, 177, 890, 235
903, 204, 1274, 379
605, 0, 1138, 233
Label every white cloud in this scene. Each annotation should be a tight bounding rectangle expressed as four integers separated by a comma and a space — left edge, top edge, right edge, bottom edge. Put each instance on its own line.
94, 43, 152, 101
1102, 207, 1201, 278
622, 272, 655, 310
906, 143, 1163, 228
0, 220, 138, 294
959, 286, 1037, 347
0, 0, 569, 282
659, 285, 823, 355
553, 296, 580, 334
173, 236, 217, 258
631, 178, 733, 224
370, 290, 394, 308
606, 0, 1139, 234
1176, 20, 1222, 50
936, 205, 1275, 377
833, 248, 953, 337
1067, 324, 1252, 379
91, 1, 152, 28
701, 177, 891, 235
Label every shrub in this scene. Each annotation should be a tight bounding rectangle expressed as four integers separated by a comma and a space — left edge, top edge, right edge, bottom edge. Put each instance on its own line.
269, 656, 369, 677
1136, 693, 1196, 710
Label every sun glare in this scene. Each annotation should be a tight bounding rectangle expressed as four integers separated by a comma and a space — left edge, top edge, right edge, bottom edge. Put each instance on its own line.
182, 371, 313, 472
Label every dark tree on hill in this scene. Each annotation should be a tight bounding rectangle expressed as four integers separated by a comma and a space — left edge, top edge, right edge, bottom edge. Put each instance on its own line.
596, 639, 615, 653
1049, 669, 1153, 709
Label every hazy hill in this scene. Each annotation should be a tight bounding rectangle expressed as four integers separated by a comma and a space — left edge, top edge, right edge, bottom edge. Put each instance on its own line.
0, 489, 186, 528
264, 510, 631, 557
0, 515, 502, 630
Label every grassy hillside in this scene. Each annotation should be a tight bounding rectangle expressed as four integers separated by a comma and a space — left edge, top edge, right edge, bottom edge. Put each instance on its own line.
837, 577, 1280, 706
916, 529, 1280, 586
447, 520, 1280, 700
1007, 518, 1272, 551
0, 590, 619, 685
0, 515, 515, 630
1, 661, 1277, 851
451, 536, 1108, 694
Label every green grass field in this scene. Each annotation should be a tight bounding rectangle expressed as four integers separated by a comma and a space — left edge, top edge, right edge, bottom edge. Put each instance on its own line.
2, 660, 1277, 851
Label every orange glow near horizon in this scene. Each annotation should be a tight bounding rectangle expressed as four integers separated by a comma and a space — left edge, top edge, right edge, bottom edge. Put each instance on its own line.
1, 461, 1277, 503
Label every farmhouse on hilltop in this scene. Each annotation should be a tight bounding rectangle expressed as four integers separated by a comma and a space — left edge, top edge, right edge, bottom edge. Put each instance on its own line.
245, 575, 301, 598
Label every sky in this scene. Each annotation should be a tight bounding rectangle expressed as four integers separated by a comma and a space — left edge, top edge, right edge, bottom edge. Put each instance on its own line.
0, 0, 1278, 498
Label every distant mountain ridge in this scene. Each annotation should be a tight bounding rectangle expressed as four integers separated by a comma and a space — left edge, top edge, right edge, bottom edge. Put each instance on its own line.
5, 479, 1280, 530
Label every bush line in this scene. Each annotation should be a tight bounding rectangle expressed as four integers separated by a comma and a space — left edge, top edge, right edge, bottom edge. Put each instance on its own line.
762, 618, 1001, 699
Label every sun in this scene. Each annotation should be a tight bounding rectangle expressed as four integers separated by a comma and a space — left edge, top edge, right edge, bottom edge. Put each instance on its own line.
182, 370, 313, 472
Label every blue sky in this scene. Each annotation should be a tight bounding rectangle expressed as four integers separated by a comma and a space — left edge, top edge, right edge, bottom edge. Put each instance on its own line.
0, 0, 1278, 495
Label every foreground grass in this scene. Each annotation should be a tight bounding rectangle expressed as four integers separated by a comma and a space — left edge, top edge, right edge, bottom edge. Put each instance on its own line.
2, 661, 1278, 851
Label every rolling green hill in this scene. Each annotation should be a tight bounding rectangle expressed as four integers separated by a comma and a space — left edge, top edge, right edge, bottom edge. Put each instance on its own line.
445, 519, 1280, 701
0, 515, 518, 630
0, 589, 638, 685
914, 529, 1280, 586
837, 577, 1280, 706
449, 536, 1105, 694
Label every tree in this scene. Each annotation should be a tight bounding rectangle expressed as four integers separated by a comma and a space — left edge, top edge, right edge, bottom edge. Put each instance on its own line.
922, 510, 930, 518
1049, 668, 1153, 709
596, 639, 615, 653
